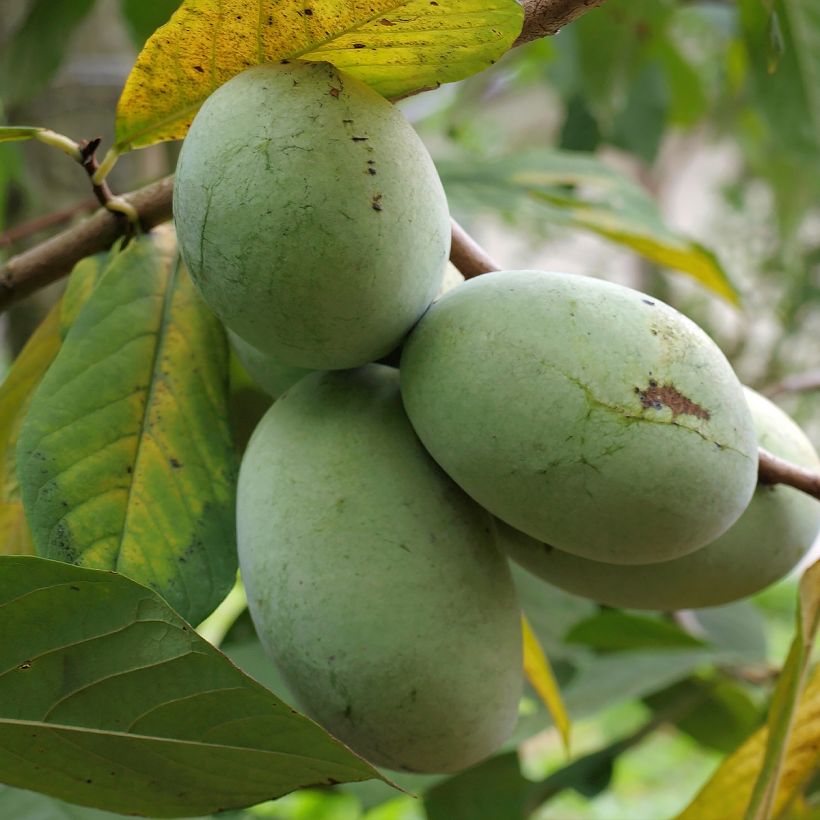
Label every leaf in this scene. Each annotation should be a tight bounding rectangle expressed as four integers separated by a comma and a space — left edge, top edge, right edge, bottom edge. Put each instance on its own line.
0, 254, 112, 558
0, 0, 97, 106
439, 150, 739, 303
644, 678, 762, 754
780, 0, 820, 149
0, 127, 44, 144
688, 602, 769, 664
424, 752, 530, 820
522, 614, 571, 752
119, 0, 181, 47
114, 0, 524, 152
17, 232, 238, 625
0, 306, 62, 557
565, 612, 707, 652
0, 555, 383, 817
677, 561, 820, 820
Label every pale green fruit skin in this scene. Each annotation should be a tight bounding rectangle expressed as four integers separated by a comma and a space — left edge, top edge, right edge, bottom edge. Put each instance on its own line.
174, 61, 450, 369
228, 329, 311, 398
400, 270, 758, 565
237, 365, 522, 773
500, 388, 820, 610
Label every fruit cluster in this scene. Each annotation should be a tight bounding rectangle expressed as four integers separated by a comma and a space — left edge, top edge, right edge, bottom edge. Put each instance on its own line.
174, 61, 820, 773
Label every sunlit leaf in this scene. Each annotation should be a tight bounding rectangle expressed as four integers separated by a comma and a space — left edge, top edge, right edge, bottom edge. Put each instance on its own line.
440, 150, 740, 304
522, 614, 571, 752
677, 561, 820, 820
0, 556, 384, 817
17, 232, 238, 625
114, 0, 523, 151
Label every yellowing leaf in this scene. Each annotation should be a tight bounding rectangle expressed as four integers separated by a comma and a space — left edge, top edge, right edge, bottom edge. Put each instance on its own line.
114, 0, 523, 151
0, 305, 61, 557
522, 613, 571, 753
677, 561, 820, 820
17, 232, 239, 626
0, 126, 43, 143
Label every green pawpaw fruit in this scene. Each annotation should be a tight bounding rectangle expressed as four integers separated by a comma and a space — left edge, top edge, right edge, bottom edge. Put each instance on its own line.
174, 61, 450, 369
400, 270, 758, 564
238, 365, 522, 772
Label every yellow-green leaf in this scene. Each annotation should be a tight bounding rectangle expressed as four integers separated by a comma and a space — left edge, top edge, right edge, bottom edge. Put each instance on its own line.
523, 612, 571, 753
17, 231, 238, 625
0, 306, 61, 557
677, 561, 820, 820
0, 253, 113, 558
440, 150, 740, 304
114, 0, 523, 152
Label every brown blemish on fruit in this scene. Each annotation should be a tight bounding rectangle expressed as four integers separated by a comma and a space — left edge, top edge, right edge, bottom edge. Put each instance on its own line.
636, 380, 711, 420
371, 193, 383, 211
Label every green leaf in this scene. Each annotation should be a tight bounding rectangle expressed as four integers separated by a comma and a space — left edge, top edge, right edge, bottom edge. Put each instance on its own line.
688, 601, 769, 664
0, 306, 62, 557
565, 612, 707, 652
17, 232, 238, 625
114, 0, 524, 152
0, 0, 98, 106
645, 678, 762, 754
119, 0, 180, 47
0, 556, 383, 817
440, 150, 740, 303
0, 254, 112, 558
424, 752, 530, 820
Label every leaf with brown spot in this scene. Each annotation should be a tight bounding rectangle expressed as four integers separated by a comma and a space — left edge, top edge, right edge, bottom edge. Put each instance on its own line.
113, 0, 523, 152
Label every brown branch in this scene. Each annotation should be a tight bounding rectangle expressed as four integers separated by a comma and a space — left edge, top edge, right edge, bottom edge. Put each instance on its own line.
759, 448, 820, 501
517, 0, 610, 45
450, 219, 501, 278
0, 176, 174, 308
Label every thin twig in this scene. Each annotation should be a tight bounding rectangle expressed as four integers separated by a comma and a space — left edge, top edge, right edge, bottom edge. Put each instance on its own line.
0, 198, 97, 248
450, 218, 502, 278
517, 0, 610, 44
764, 371, 820, 398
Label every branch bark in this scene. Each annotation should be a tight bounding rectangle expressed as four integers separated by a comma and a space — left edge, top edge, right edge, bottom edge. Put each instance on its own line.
759, 448, 820, 500
517, 0, 609, 44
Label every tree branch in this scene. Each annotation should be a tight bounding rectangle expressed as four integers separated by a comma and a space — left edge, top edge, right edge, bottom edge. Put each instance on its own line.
759, 448, 820, 501
764, 370, 820, 398
517, 0, 609, 44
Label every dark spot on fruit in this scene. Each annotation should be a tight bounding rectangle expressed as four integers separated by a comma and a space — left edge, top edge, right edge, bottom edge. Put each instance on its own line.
351, 136, 368, 141
643, 299, 655, 306
371, 193, 383, 211
367, 167, 376, 175
329, 87, 340, 98
637, 382, 711, 420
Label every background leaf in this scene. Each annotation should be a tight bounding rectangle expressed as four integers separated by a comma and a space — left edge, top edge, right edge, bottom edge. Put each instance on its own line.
565, 612, 708, 652
677, 562, 820, 820
522, 613, 571, 752
439, 149, 739, 302
17, 232, 238, 625
114, 0, 523, 151
0, 556, 383, 817
119, 0, 181, 48
0, 0, 98, 107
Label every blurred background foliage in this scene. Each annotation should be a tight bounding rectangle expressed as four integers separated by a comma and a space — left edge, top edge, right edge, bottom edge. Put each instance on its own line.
0, 0, 819, 817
